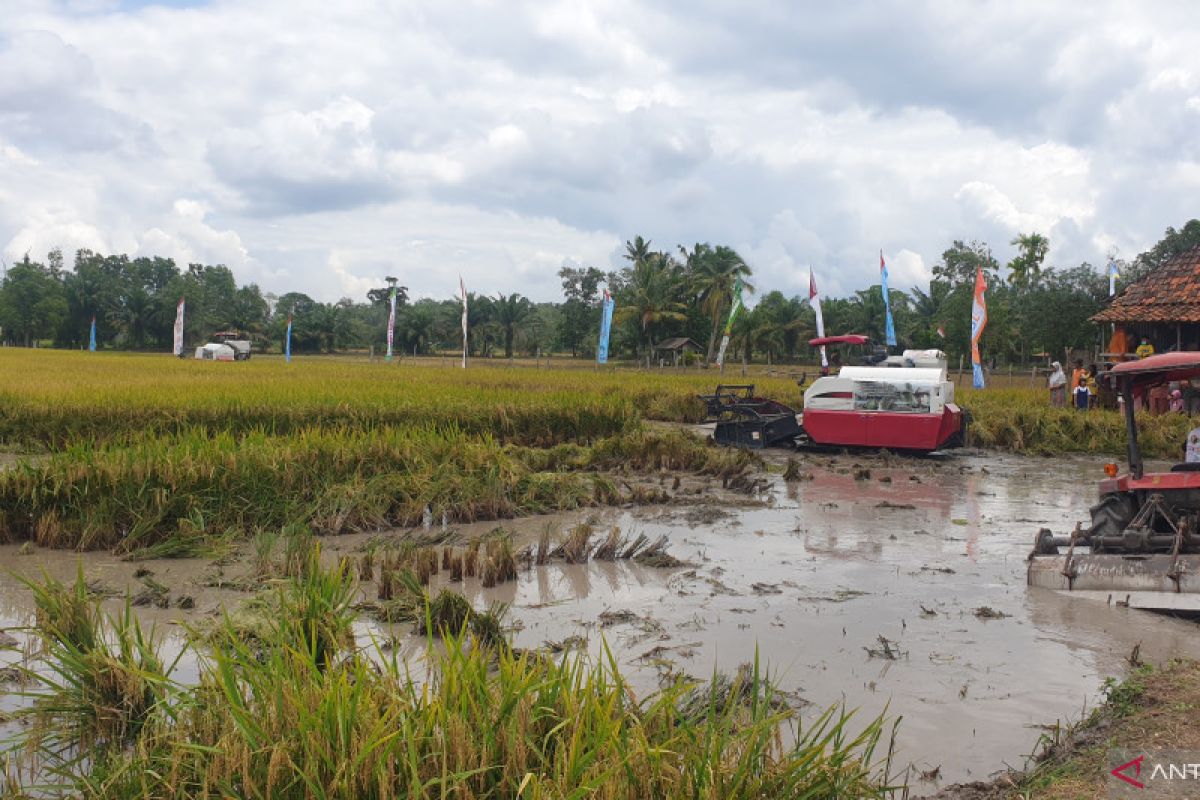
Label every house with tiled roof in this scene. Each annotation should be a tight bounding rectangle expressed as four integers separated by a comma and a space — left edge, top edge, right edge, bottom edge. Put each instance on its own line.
1093, 245, 1200, 354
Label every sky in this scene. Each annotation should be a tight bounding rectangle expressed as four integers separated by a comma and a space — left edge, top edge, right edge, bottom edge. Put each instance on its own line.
1, 1, 1198, 305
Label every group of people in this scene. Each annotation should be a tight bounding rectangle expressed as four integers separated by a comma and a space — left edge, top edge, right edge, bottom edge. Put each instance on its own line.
1047, 360, 1099, 409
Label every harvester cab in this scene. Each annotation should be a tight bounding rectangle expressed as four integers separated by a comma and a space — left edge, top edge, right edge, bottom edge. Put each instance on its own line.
1028, 352, 1200, 611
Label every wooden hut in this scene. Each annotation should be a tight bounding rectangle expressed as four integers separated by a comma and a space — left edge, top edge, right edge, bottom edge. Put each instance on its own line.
652, 337, 702, 366
1092, 245, 1200, 357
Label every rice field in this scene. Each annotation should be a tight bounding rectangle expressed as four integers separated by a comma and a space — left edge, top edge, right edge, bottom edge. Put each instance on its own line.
961, 388, 1191, 459
0, 348, 1181, 796
2, 562, 898, 798
0, 349, 1185, 556
0, 350, 803, 450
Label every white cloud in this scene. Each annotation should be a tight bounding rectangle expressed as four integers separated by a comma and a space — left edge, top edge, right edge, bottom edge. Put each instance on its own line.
1, 0, 1198, 303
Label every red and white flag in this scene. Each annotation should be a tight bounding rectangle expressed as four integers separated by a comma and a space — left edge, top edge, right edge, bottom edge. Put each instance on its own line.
808, 268, 827, 369
172, 297, 185, 356
936, 324, 946, 339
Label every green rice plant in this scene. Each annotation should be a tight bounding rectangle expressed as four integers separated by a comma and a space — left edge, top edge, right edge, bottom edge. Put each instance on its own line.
415, 589, 472, 637
9, 570, 179, 782
0, 428, 608, 550
4, 554, 896, 799
960, 387, 1192, 459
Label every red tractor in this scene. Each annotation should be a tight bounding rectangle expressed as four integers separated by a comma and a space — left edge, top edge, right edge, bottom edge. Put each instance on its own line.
1028, 353, 1200, 611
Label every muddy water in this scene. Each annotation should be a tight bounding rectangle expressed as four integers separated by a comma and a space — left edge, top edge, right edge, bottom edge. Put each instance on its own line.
2, 448, 1198, 794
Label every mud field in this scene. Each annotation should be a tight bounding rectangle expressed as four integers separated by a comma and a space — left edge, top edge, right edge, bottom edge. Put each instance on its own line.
3, 444, 1198, 794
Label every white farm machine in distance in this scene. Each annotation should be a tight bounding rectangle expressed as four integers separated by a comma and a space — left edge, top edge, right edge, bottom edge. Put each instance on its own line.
194, 331, 252, 362
1029, 352, 1200, 612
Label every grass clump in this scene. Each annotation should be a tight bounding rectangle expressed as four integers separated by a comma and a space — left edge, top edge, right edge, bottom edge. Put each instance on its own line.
9, 567, 178, 782
3, 556, 899, 799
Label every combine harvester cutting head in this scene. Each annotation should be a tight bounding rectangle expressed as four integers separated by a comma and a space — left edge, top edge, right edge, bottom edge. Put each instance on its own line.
1029, 353, 1200, 611
697, 385, 802, 449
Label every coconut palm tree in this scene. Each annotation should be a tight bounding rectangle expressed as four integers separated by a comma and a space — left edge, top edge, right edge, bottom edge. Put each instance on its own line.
907, 282, 951, 347
613, 251, 686, 357
492, 292, 534, 358
624, 235, 653, 267
684, 244, 755, 364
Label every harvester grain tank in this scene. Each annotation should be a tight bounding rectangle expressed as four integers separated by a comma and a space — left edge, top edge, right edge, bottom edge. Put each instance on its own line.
194, 331, 252, 362
799, 344, 963, 451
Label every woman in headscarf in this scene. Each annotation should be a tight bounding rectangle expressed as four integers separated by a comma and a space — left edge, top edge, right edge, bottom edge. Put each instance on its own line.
1048, 361, 1067, 407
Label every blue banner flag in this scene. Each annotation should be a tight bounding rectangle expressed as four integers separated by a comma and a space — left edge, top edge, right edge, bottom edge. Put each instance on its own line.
880, 250, 896, 348
597, 289, 614, 364
285, 313, 293, 363
88, 316, 96, 352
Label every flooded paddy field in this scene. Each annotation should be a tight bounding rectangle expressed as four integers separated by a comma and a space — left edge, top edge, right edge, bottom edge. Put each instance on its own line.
2, 445, 1196, 794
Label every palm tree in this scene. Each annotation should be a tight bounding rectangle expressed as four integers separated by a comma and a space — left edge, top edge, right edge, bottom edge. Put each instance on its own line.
492, 292, 534, 358
613, 252, 686, 356
109, 288, 155, 348
624, 236, 653, 267
396, 301, 437, 355
907, 282, 951, 347
752, 291, 810, 360
1008, 232, 1049, 287
684, 244, 755, 364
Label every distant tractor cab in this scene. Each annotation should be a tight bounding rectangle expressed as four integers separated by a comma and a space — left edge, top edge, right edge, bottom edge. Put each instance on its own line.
195, 331, 252, 362
1029, 352, 1200, 611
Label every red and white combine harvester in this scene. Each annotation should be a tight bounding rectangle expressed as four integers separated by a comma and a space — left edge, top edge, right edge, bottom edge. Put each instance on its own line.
699, 336, 964, 453
1029, 353, 1200, 612
800, 337, 963, 451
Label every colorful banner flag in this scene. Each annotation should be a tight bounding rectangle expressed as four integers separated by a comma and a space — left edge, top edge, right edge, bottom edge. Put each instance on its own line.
88, 316, 96, 352
808, 267, 828, 370
459, 276, 468, 369
714, 276, 745, 368
1108, 261, 1120, 297
597, 289, 614, 364
971, 267, 988, 389
385, 286, 397, 360
172, 297, 185, 357
285, 311, 293, 363
880, 250, 896, 348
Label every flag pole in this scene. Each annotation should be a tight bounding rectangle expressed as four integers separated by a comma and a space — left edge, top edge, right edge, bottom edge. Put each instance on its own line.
459, 276, 468, 369
385, 276, 398, 362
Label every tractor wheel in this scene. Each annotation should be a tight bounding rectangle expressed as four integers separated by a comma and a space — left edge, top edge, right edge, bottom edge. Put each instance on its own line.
1089, 493, 1134, 548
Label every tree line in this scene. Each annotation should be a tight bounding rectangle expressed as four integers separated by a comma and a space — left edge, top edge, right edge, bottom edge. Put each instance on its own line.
2, 221, 1198, 363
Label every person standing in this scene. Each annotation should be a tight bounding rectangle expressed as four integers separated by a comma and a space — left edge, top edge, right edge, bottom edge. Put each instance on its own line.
1187, 426, 1200, 463
1047, 361, 1066, 407
1086, 364, 1099, 409
1071, 360, 1089, 410
1136, 338, 1155, 359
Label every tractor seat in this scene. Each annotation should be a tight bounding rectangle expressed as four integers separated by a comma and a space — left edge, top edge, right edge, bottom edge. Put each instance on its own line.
1170, 463, 1200, 472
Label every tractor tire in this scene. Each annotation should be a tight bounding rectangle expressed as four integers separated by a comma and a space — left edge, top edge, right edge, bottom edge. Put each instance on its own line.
1089, 493, 1134, 548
